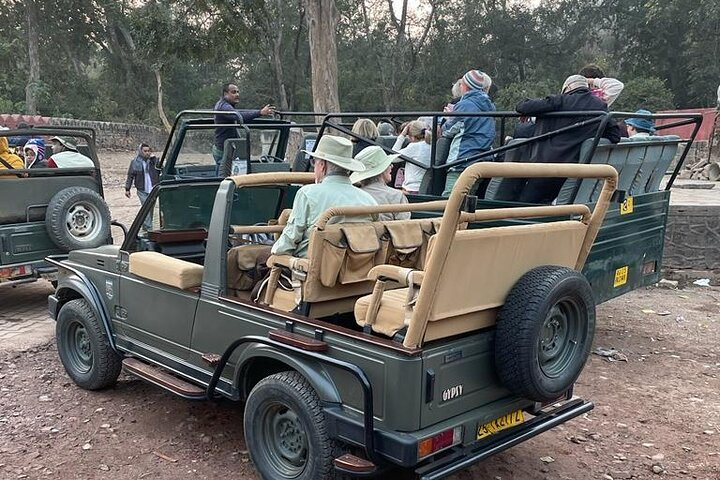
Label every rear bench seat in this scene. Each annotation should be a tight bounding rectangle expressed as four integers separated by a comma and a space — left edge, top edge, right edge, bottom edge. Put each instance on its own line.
556, 136, 680, 204
355, 220, 588, 344
263, 217, 449, 317
129, 251, 204, 290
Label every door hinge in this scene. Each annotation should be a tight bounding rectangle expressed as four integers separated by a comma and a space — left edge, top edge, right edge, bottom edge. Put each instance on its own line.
115, 259, 128, 272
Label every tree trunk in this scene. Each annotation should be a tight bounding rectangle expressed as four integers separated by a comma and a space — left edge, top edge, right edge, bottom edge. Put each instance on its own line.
25, 0, 40, 114
153, 68, 172, 133
303, 0, 340, 115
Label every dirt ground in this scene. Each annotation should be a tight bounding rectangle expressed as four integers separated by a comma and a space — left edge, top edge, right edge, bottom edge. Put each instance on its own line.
0, 152, 718, 479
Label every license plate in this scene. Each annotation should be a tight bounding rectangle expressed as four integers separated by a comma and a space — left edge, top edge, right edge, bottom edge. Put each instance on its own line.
0, 265, 29, 281
476, 410, 524, 440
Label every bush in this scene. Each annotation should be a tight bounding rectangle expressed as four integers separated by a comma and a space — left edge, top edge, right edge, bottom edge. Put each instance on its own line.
612, 77, 675, 112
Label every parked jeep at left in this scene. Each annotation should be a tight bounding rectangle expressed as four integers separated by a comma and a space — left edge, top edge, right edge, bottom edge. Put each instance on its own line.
0, 126, 112, 287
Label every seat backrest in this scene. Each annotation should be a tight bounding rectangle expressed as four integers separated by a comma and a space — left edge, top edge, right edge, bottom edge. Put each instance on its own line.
291, 134, 317, 172
417, 137, 453, 195
434, 136, 452, 166
248, 162, 291, 174
266, 216, 448, 316
574, 144, 634, 203
376, 135, 400, 149
301, 218, 443, 303
555, 138, 611, 204
416, 220, 588, 342
485, 138, 532, 201
644, 135, 680, 192
617, 141, 646, 194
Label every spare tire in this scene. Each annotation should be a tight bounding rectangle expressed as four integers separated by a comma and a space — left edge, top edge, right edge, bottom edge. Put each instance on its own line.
45, 187, 111, 251
494, 265, 596, 402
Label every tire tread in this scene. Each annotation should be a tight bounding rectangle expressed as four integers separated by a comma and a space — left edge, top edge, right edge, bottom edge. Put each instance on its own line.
495, 266, 595, 401
57, 298, 122, 390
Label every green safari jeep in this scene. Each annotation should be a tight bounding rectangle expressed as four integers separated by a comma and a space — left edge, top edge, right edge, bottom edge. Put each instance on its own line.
0, 126, 112, 288
49, 160, 619, 479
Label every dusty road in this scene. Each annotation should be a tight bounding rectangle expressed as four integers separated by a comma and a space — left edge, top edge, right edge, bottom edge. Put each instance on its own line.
0, 151, 718, 479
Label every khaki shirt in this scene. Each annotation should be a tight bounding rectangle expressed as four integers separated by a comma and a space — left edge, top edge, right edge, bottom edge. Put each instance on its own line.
271, 175, 378, 258
360, 180, 411, 221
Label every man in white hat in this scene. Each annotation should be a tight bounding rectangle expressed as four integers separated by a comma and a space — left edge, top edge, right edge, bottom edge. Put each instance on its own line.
47, 136, 94, 168
271, 135, 377, 258
351, 146, 410, 221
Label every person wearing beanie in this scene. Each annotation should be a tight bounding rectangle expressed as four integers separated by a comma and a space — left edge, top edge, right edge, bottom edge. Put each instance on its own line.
513, 74, 621, 204
440, 69, 496, 196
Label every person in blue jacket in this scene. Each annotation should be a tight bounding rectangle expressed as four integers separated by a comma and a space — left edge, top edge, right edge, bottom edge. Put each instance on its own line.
440, 69, 496, 196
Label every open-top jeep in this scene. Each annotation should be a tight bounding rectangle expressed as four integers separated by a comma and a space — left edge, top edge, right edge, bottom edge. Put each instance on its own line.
48, 109, 701, 479
0, 127, 112, 287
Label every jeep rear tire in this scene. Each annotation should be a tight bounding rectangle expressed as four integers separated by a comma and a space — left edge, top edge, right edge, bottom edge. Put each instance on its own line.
56, 299, 122, 390
244, 371, 341, 480
46, 187, 111, 251
495, 266, 596, 402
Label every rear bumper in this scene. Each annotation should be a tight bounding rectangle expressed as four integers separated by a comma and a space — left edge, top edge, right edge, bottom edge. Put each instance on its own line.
0, 259, 59, 287
327, 398, 593, 478
414, 398, 593, 480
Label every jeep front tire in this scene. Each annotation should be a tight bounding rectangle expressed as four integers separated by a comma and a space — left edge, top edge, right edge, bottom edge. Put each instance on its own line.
56, 298, 122, 390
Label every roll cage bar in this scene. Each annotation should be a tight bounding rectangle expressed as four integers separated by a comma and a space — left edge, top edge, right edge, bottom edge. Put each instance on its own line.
314, 110, 702, 192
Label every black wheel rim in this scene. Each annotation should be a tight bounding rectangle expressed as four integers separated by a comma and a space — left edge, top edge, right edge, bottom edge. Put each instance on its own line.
64, 320, 93, 374
538, 296, 584, 378
259, 401, 308, 478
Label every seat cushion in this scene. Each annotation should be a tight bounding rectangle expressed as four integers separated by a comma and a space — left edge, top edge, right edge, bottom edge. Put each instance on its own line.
129, 251, 204, 290
355, 288, 409, 337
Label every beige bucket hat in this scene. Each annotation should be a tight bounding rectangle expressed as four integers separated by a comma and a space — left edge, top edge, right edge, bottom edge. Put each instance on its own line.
350, 146, 399, 184
50, 136, 78, 152
302, 135, 366, 172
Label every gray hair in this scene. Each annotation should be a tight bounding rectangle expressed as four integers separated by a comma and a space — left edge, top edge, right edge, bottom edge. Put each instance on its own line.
451, 79, 462, 98
325, 161, 351, 177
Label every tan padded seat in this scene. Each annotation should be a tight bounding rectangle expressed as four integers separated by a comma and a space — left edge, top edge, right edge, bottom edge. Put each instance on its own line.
355, 220, 588, 341
355, 288, 408, 336
129, 251, 204, 290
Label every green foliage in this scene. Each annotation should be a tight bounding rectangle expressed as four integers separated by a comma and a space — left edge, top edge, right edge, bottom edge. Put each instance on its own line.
0, 0, 715, 125
612, 77, 675, 113
494, 80, 562, 112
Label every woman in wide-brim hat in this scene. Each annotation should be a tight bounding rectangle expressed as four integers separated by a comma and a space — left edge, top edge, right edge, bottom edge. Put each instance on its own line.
350, 146, 410, 221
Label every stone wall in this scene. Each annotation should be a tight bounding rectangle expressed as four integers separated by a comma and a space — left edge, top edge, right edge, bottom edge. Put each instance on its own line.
48, 117, 166, 151
664, 204, 720, 271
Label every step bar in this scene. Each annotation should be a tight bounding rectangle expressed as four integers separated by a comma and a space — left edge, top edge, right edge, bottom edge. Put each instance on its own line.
122, 358, 205, 400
